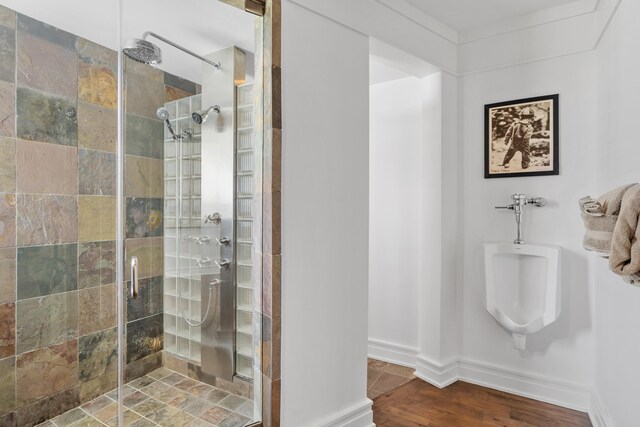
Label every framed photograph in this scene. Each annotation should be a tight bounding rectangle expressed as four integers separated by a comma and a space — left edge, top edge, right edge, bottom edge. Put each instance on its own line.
485, 94, 559, 178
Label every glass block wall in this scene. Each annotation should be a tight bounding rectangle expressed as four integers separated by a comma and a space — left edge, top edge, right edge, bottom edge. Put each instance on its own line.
235, 83, 256, 379
163, 94, 205, 363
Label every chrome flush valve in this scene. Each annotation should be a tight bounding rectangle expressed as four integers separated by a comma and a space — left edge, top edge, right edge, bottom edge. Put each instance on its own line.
495, 193, 546, 244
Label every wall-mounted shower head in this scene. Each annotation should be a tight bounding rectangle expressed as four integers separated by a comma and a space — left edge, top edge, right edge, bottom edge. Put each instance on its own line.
192, 106, 220, 125
122, 31, 221, 69
156, 107, 192, 141
123, 38, 162, 65
156, 107, 170, 121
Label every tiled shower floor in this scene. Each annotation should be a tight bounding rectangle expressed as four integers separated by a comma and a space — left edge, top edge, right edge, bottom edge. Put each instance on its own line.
36, 368, 253, 427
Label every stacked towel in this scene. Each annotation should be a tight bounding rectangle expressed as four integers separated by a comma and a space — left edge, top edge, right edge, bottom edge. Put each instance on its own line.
609, 184, 640, 279
580, 183, 640, 286
580, 184, 635, 256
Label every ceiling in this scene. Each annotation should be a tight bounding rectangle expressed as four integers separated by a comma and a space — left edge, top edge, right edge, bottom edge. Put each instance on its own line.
404, 0, 581, 32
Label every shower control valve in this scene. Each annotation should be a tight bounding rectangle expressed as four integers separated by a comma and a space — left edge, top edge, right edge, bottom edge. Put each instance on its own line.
195, 235, 210, 245
216, 237, 230, 247
205, 212, 221, 225
195, 257, 211, 267
215, 259, 231, 270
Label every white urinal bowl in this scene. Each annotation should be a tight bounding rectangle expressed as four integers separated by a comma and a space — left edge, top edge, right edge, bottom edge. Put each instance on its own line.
484, 242, 561, 350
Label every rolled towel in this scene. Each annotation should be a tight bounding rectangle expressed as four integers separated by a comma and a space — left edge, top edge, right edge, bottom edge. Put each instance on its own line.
579, 196, 604, 216
609, 184, 640, 276
580, 183, 637, 256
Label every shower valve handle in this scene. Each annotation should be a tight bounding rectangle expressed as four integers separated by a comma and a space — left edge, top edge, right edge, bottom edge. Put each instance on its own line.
216, 237, 230, 247
215, 259, 231, 270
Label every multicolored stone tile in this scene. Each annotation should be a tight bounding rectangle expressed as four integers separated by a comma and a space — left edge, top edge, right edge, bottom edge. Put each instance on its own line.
78, 241, 116, 289
16, 86, 77, 146
78, 327, 117, 382
77, 101, 116, 153
77, 196, 116, 242
78, 148, 116, 195
0, 23, 15, 84
78, 371, 117, 403
125, 155, 164, 198
165, 85, 193, 103
125, 71, 164, 120
16, 243, 77, 299
164, 73, 197, 95
78, 62, 117, 110
126, 198, 163, 238
81, 394, 114, 415
51, 407, 86, 426
167, 410, 197, 426
0, 80, 15, 137
91, 401, 117, 421
124, 57, 163, 83
125, 237, 163, 280
16, 339, 78, 406
0, 193, 15, 248
0, 137, 15, 193
0, 356, 16, 414
0, 247, 15, 303
17, 14, 77, 51
14, 386, 80, 427
199, 406, 232, 424
126, 276, 163, 322
15, 291, 78, 353
125, 351, 162, 381
16, 139, 77, 194
78, 284, 116, 336
78, 38, 116, 70
218, 412, 251, 427
126, 114, 164, 159
126, 313, 163, 364
0, 5, 15, 30
16, 193, 77, 246
17, 31, 78, 99
0, 303, 15, 357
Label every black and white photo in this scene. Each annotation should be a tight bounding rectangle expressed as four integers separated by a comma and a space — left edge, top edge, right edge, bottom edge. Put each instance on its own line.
485, 94, 559, 178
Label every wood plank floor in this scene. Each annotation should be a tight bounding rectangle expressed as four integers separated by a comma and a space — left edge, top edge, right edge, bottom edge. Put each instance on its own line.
372, 379, 592, 427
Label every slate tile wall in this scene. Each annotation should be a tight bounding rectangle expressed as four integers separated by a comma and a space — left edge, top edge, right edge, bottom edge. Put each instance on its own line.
0, 5, 183, 425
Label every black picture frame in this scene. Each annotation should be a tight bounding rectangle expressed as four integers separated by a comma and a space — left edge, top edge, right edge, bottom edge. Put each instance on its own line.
484, 94, 559, 178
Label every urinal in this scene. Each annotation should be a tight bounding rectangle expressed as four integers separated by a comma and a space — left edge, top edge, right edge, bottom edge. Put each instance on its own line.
484, 242, 561, 350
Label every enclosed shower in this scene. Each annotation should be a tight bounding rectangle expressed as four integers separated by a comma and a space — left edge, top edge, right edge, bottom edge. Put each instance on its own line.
0, 1, 263, 425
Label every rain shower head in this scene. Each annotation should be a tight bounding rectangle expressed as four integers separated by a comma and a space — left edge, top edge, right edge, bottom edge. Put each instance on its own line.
122, 31, 221, 69
192, 105, 221, 125
123, 38, 162, 65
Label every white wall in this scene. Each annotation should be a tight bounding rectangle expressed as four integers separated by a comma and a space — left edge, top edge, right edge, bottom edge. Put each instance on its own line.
459, 51, 598, 409
369, 77, 422, 360
594, 0, 640, 425
281, 1, 372, 426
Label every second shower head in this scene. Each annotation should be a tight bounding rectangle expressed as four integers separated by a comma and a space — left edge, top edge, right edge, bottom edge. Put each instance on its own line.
192, 106, 220, 125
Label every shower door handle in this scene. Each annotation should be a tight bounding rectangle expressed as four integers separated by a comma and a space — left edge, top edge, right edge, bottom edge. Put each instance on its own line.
130, 256, 139, 300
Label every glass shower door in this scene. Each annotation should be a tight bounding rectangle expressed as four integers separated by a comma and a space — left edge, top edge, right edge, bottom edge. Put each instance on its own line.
117, 1, 262, 425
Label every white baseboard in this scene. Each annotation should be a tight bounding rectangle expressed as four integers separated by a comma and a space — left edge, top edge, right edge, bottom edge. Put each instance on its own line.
313, 399, 374, 427
457, 359, 592, 412
368, 341, 603, 419
368, 338, 419, 368
588, 392, 613, 427
415, 355, 459, 388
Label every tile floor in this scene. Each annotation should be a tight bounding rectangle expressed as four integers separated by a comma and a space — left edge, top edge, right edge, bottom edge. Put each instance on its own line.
36, 368, 254, 427
367, 358, 416, 400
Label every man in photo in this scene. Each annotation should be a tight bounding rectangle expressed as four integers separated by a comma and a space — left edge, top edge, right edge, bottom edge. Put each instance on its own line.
501, 107, 535, 169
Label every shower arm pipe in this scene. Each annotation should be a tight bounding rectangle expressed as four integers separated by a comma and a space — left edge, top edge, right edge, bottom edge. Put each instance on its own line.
142, 31, 221, 70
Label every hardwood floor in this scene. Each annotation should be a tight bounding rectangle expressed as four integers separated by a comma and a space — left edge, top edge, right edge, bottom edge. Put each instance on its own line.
372, 379, 592, 427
